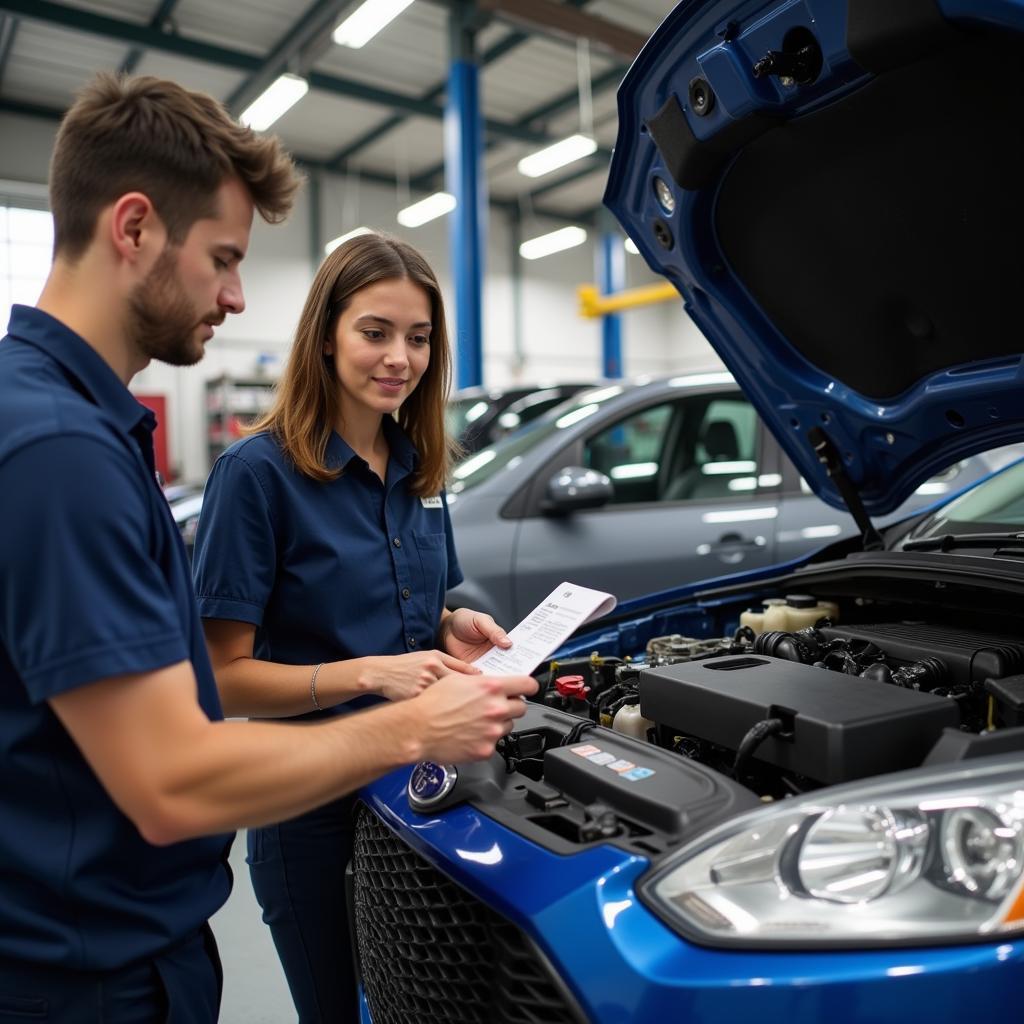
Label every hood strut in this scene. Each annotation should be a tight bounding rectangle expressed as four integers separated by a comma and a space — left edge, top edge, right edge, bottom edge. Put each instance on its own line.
808, 427, 884, 551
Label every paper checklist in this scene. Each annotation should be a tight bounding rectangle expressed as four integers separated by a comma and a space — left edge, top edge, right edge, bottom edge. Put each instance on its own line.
472, 581, 616, 676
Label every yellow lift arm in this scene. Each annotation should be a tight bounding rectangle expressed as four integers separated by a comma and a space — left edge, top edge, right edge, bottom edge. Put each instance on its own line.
578, 281, 679, 318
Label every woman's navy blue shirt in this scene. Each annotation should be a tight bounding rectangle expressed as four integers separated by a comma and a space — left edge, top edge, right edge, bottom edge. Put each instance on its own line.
192, 422, 463, 711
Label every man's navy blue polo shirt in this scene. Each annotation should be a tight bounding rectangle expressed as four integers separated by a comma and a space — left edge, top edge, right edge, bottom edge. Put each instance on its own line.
192, 422, 463, 709
0, 306, 231, 971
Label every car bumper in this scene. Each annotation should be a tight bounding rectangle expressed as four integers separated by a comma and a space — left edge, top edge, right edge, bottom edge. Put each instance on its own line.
357, 769, 1024, 1023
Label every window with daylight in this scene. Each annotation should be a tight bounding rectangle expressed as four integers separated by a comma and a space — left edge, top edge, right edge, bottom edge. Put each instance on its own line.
0, 204, 53, 327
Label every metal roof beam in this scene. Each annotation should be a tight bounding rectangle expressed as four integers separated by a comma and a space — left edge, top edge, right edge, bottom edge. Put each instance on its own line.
324, 0, 596, 170
224, 0, 352, 116
0, 0, 550, 143
0, 13, 18, 90
325, 27, 529, 169
0, 0, 262, 71
525, 154, 606, 199
0, 98, 593, 226
407, 48, 622, 194
477, 0, 646, 60
0, 96, 61, 122
119, 0, 182, 76
518, 63, 622, 130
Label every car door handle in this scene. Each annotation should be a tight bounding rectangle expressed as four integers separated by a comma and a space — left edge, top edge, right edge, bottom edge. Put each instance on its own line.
697, 533, 767, 558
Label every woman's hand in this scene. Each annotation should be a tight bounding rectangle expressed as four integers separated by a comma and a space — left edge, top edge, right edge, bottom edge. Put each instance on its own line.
360, 650, 479, 702
439, 608, 512, 663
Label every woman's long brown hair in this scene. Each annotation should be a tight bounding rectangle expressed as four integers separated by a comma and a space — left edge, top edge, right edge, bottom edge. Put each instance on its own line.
249, 232, 456, 495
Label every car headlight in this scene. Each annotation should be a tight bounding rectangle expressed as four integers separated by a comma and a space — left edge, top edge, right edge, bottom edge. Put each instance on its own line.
641, 757, 1024, 947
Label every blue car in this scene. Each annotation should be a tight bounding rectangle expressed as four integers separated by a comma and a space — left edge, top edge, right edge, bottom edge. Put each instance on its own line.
352, 2, 1024, 1021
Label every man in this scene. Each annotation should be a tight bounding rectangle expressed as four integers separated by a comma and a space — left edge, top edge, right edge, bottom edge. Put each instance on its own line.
0, 74, 535, 1021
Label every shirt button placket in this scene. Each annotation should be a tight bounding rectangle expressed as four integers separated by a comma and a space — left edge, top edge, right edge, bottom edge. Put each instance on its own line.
389, 526, 415, 649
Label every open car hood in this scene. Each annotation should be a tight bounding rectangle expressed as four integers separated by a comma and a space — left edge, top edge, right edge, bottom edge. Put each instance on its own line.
605, 0, 1024, 515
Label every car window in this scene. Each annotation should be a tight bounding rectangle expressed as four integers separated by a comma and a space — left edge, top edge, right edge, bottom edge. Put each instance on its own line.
450, 385, 625, 494
584, 393, 760, 506
490, 391, 573, 443
583, 402, 674, 505
665, 395, 760, 502
446, 397, 491, 440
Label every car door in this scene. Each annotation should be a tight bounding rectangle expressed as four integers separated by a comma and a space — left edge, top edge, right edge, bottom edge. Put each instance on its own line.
510, 389, 781, 620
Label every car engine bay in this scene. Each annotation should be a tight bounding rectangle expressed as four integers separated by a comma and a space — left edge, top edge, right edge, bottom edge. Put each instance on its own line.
461, 586, 1024, 859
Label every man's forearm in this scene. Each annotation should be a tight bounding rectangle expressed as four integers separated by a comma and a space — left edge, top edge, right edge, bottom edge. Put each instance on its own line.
149, 701, 424, 842
50, 660, 534, 846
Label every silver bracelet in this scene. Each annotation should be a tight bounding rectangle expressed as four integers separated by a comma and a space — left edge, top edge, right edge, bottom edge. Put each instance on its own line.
310, 663, 324, 711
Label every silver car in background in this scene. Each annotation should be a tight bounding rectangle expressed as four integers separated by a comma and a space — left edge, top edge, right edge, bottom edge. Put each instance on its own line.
446, 373, 1022, 626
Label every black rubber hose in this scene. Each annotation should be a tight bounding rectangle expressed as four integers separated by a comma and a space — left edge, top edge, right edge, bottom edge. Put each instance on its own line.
733, 717, 787, 781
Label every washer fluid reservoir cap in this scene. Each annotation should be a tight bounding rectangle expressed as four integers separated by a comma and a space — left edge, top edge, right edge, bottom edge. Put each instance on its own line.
786, 593, 818, 608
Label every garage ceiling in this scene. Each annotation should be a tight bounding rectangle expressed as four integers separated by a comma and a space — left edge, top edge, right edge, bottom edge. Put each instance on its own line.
0, 0, 674, 223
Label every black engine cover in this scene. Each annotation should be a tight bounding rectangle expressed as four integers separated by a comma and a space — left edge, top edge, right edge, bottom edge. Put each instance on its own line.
639, 655, 960, 785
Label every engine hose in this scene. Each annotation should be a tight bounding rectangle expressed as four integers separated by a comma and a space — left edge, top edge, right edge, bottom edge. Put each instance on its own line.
595, 682, 636, 712
560, 719, 597, 747
754, 628, 829, 664
733, 717, 787, 781
605, 693, 640, 718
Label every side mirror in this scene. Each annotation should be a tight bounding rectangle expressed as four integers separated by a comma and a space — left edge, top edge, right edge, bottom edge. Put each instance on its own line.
543, 466, 613, 513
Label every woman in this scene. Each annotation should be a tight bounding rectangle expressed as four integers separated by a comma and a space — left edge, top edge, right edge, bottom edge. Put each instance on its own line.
192, 233, 511, 1021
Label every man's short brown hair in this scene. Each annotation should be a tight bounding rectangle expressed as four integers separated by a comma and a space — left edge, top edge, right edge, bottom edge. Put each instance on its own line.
50, 73, 302, 259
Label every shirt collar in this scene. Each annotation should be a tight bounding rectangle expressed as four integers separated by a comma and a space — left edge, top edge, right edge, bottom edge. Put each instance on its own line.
6, 304, 154, 436
383, 415, 418, 470
326, 416, 419, 473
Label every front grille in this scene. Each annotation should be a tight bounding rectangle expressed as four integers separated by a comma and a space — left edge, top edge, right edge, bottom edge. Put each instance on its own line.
352, 804, 585, 1024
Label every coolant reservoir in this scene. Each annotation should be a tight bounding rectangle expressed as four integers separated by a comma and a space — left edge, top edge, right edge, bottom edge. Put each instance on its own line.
739, 598, 786, 635
612, 703, 654, 740
741, 594, 839, 636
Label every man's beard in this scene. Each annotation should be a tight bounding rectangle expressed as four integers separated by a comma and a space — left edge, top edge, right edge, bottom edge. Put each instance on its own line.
126, 245, 218, 367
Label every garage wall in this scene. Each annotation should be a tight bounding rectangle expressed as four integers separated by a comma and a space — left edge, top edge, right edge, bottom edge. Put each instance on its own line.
0, 112, 721, 481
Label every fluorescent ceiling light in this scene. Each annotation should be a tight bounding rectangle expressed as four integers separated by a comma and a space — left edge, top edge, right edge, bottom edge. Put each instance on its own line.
324, 226, 372, 255
240, 73, 308, 131
519, 225, 587, 261
333, 0, 415, 48
624, 237, 640, 254
517, 134, 598, 178
397, 192, 455, 227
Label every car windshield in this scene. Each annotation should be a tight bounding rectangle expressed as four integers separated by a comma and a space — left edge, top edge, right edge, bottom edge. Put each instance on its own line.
448, 384, 627, 494
905, 456, 1024, 540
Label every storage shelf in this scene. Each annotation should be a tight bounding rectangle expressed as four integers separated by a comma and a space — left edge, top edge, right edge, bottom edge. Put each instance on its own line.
204, 374, 277, 468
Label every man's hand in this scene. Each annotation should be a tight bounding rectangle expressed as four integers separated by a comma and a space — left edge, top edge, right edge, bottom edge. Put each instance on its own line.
361, 650, 478, 701
413, 672, 537, 763
439, 608, 512, 663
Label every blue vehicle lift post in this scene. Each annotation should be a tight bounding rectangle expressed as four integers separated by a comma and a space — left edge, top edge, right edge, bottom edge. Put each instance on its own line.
446, 0, 487, 389
598, 217, 624, 377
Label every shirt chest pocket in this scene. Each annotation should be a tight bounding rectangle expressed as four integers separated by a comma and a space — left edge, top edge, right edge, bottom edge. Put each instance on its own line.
412, 531, 447, 625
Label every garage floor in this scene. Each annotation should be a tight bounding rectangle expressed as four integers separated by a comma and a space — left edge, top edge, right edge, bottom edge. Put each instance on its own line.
211, 832, 297, 1023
